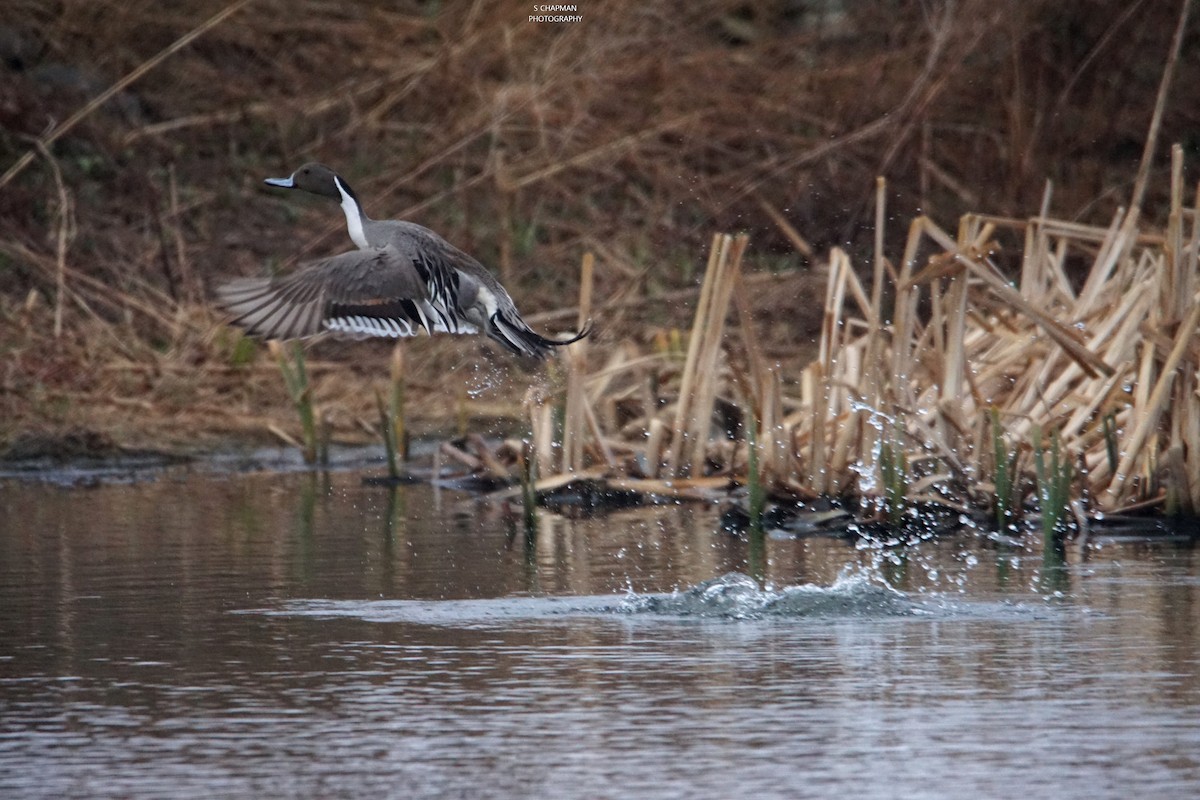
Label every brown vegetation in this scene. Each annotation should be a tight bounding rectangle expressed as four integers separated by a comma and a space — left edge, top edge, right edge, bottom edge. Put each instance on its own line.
522, 158, 1200, 523
1, 0, 1197, 501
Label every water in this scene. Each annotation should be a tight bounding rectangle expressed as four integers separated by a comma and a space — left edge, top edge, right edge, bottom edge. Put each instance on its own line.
1, 468, 1199, 799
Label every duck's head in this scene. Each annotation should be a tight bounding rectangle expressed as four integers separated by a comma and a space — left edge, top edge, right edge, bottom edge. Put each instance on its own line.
264, 163, 346, 199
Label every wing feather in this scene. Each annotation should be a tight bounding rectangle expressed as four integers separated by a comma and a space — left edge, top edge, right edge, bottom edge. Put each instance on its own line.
217, 244, 471, 341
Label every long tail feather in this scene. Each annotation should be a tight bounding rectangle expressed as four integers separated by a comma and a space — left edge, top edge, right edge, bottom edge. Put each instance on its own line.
490, 312, 593, 359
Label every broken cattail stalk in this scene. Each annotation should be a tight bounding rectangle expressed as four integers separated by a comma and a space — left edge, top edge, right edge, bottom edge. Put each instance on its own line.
561, 252, 595, 473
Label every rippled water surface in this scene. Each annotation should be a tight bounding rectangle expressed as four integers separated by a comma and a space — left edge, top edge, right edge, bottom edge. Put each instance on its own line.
1, 469, 1199, 799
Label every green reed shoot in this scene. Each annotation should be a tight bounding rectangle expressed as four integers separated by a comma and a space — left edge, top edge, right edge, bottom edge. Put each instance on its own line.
990, 408, 1019, 532
519, 439, 538, 534
1102, 411, 1119, 475
374, 344, 409, 479
270, 340, 318, 464
746, 413, 765, 534
375, 389, 400, 479
747, 521, 767, 587
1033, 425, 1073, 540
879, 430, 907, 526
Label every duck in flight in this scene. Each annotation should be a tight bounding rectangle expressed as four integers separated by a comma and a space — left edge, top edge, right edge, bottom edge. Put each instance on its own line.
216, 163, 591, 359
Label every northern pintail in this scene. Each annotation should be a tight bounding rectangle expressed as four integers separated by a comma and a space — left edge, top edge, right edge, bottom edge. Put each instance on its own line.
216, 163, 590, 359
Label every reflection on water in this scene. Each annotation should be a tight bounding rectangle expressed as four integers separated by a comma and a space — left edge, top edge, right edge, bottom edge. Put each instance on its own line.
1, 469, 1199, 799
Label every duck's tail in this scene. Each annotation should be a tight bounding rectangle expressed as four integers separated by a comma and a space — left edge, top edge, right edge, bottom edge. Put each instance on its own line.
489, 312, 593, 359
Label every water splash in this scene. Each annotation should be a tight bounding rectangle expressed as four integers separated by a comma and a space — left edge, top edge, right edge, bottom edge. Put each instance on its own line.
249, 569, 1058, 628
465, 359, 506, 399
618, 571, 920, 619
847, 396, 895, 429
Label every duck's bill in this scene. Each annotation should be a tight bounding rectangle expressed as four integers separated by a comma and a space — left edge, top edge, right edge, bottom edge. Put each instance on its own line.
263, 176, 295, 188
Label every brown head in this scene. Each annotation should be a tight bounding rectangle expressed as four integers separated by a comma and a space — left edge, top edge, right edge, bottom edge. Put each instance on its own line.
264, 162, 352, 200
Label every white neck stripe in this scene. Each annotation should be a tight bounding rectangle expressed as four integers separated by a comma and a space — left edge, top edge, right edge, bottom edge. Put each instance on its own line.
334, 176, 369, 249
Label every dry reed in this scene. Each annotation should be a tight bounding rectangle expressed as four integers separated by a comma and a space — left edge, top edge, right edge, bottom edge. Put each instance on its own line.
513, 154, 1200, 522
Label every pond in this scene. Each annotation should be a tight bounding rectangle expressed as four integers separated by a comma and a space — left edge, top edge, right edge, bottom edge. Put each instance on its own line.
1, 462, 1198, 799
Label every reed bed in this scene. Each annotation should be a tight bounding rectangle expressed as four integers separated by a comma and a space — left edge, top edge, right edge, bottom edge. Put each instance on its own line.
516, 157, 1200, 524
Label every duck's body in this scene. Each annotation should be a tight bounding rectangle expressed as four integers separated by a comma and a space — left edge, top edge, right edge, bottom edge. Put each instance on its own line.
217, 163, 589, 359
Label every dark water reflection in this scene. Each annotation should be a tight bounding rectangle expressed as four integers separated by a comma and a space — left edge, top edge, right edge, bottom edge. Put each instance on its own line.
1, 470, 1199, 799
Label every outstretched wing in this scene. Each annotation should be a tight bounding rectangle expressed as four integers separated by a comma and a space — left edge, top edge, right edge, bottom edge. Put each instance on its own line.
216, 245, 475, 340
